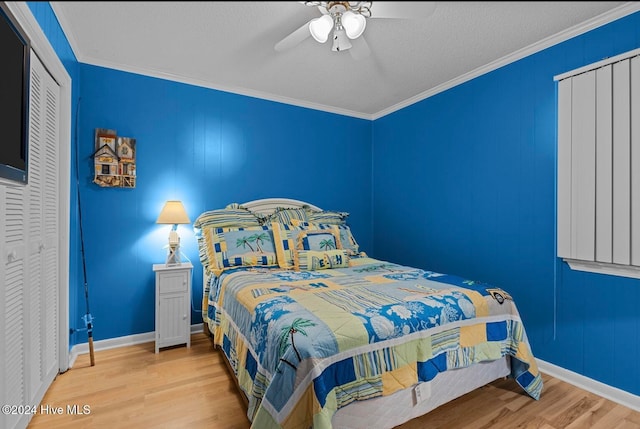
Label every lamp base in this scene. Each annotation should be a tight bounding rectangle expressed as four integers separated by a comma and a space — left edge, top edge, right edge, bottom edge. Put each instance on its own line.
166, 244, 182, 266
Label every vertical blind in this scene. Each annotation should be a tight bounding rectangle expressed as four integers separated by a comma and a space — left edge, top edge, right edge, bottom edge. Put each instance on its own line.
556, 48, 640, 278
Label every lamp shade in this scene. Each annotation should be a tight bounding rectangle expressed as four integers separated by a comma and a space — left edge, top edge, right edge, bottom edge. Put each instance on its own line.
156, 200, 190, 224
309, 14, 333, 43
342, 11, 366, 39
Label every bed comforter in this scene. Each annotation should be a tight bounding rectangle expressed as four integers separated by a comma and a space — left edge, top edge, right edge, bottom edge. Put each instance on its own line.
206, 257, 543, 429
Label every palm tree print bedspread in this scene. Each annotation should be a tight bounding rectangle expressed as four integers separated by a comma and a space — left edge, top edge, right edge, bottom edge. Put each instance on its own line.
207, 257, 543, 429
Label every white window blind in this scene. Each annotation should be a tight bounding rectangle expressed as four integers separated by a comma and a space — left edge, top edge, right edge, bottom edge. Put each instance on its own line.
556, 48, 640, 279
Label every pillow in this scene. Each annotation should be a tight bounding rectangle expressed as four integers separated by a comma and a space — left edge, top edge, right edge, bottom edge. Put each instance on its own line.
294, 249, 350, 271
271, 222, 341, 269
296, 229, 340, 251
203, 225, 279, 274
260, 206, 310, 225
290, 220, 360, 256
306, 209, 349, 225
194, 203, 262, 229
197, 239, 212, 271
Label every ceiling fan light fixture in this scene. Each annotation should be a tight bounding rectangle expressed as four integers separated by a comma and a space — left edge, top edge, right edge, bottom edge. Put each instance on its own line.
331, 27, 352, 52
342, 11, 366, 39
309, 14, 334, 43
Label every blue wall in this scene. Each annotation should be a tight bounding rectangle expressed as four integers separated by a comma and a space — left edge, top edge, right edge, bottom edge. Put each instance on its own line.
372, 12, 640, 396
27, 2, 373, 347
29, 2, 640, 398
75, 65, 373, 342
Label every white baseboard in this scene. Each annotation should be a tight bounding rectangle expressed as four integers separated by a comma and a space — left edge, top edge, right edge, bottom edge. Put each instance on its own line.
68, 324, 204, 368
537, 359, 640, 412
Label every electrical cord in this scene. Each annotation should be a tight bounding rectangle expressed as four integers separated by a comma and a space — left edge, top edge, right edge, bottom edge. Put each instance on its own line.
176, 250, 202, 315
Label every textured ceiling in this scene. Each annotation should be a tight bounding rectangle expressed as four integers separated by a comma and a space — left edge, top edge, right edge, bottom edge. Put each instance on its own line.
50, 1, 638, 119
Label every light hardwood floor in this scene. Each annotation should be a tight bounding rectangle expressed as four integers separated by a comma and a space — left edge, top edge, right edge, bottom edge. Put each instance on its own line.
27, 333, 640, 429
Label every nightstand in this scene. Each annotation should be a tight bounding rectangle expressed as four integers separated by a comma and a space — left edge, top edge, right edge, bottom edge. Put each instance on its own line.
153, 262, 193, 353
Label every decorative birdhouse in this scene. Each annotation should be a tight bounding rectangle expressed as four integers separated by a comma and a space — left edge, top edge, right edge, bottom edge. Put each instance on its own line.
92, 128, 137, 188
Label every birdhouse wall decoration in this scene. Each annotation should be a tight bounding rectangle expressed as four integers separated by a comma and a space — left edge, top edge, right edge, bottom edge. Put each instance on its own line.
92, 128, 137, 188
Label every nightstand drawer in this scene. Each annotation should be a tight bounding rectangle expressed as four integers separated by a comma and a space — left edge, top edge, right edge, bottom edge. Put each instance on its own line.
157, 271, 188, 293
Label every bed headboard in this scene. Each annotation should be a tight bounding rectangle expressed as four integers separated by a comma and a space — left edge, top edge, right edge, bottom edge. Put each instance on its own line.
242, 198, 322, 216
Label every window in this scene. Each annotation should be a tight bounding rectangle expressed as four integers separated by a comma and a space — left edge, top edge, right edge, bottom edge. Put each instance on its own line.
555, 48, 640, 279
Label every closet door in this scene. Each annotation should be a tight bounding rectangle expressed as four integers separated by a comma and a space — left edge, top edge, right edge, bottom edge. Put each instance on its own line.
1, 181, 28, 429
26, 51, 60, 412
0, 50, 60, 429
41, 53, 61, 398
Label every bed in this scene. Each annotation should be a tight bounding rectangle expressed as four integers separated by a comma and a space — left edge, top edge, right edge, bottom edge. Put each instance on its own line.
196, 198, 542, 429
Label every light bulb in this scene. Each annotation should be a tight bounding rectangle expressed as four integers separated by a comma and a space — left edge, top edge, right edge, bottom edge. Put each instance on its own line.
331, 27, 352, 52
309, 14, 334, 43
342, 11, 366, 39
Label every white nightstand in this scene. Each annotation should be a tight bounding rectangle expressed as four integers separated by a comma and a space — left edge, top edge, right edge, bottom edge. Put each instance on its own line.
153, 262, 193, 353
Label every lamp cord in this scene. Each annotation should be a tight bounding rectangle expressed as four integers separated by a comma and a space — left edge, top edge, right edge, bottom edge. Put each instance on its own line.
176, 250, 203, 315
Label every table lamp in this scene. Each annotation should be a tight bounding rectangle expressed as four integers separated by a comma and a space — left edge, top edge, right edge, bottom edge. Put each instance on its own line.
156, 200, 191, 265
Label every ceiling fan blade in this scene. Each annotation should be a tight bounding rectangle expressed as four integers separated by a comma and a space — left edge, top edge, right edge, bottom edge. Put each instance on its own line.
369, 2, 436, 19
274, 21, 311, 52
349, 36, 371, 61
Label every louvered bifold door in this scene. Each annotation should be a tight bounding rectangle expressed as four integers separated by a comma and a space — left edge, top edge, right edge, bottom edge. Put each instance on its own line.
25, 51, 60, 417
27, 47, 45, 410
41, 52, 60, 387
557, 53, 640, 274
1, 185, 28, 429
0, 50, 60, 429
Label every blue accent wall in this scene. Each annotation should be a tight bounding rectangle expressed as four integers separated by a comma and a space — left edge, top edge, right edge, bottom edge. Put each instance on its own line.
76, 65, 372, 342
372, 12, 640, 396
29, 2, 640, 398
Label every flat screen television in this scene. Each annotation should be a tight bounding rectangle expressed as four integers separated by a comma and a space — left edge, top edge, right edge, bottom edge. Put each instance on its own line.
0, 4, 30, 184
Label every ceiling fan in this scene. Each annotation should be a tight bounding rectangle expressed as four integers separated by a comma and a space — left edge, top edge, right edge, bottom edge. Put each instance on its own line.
274, 1, 437, 60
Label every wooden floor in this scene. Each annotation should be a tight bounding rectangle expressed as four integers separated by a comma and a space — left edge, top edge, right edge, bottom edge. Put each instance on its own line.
28, 333, 640, 429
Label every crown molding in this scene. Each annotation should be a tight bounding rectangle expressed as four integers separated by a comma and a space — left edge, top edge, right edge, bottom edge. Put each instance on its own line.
371, 2, 640, 120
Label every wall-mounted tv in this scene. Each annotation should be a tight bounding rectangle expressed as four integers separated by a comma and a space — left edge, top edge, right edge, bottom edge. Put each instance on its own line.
0, 3, 30, 184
